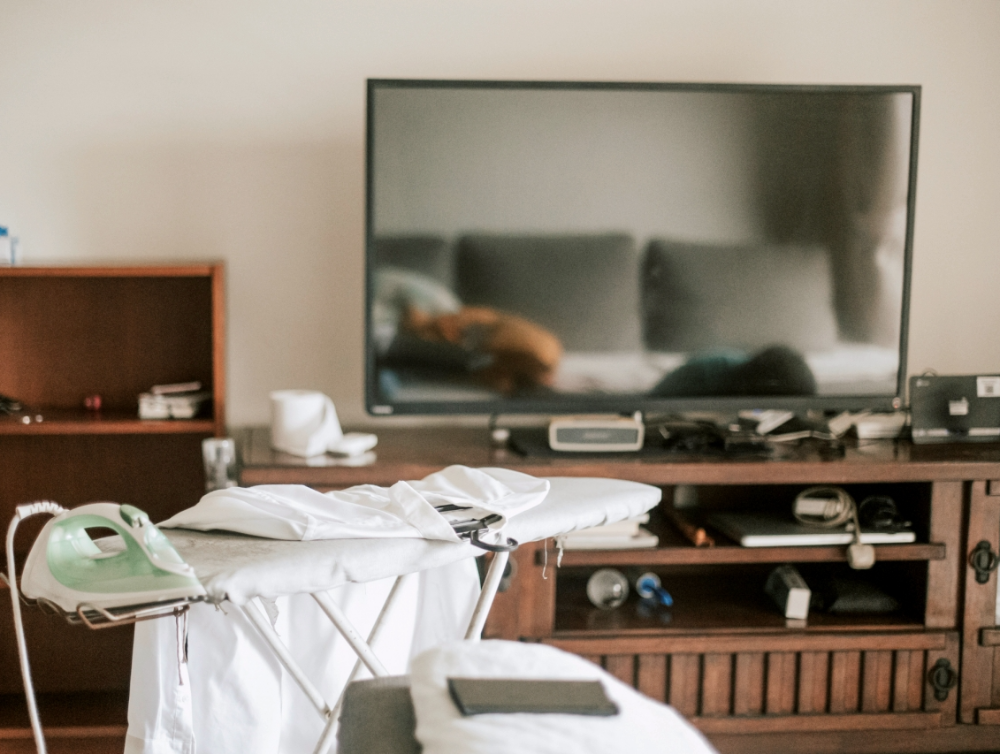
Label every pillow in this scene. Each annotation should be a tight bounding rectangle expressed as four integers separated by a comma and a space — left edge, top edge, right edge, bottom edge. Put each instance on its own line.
372, 235, 454, 288
455, 234, 642, 352
642, 240, 839, 353
371, 266, 462, 350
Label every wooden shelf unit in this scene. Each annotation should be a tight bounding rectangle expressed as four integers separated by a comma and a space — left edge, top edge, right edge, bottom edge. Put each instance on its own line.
238, 424, 1000, 753
0, 264, 225, 749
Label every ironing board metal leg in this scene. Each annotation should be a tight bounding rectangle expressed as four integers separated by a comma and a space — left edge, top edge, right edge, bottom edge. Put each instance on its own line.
312, 716, 340, 754
239, 600, 331, 717
465, 550, 509, 641
312, 573, 415, 754
312, 590, 389, 677
333, 573, 413, 710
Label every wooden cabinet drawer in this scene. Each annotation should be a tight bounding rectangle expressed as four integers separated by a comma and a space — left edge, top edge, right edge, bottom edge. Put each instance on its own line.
545, 631, 960, 733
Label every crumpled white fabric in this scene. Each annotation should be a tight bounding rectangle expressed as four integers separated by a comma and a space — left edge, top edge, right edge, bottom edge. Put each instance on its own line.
126, 561, 481, 754
410, 640, 718, 754
159, 465, 550, 546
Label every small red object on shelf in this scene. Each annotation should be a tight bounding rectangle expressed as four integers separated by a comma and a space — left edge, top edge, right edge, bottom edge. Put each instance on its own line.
83, 394, 102, 411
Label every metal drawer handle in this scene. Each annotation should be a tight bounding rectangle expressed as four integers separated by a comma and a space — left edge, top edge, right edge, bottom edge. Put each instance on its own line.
927, 658, 958, 702
969, 541, 999, 584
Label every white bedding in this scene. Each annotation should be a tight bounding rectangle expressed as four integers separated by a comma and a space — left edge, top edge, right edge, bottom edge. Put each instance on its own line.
410, 640, 718, 754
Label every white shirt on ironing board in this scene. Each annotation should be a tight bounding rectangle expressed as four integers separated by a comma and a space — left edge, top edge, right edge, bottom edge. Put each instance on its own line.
125, 467, 661, 754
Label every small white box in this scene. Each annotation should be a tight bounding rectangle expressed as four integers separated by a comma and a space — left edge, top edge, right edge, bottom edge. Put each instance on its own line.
855, 412, 908, 439
764, 564, 811, 620
548, 414, 644, 452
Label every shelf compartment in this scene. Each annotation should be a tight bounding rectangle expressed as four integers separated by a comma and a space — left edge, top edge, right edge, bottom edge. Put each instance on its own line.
0, 268, 223, 435
553, 565, 926, 637
0, 691, 128, 740
550, 481, 941, 567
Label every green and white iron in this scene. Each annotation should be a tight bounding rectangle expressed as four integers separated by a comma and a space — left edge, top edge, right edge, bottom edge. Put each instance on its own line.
5, 501, 205, 754
18, 501, 206, 616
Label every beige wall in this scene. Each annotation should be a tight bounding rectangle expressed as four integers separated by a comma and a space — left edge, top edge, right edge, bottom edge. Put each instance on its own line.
1, 0, 997, 426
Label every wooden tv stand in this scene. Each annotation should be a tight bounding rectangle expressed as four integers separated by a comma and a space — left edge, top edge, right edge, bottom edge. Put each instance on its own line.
238, 425, 1000, 754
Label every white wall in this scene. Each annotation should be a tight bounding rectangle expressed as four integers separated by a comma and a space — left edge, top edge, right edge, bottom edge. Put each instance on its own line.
1, 0, 997, 426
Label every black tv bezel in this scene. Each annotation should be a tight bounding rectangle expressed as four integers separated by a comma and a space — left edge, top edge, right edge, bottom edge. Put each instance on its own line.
364, 78, 920, 418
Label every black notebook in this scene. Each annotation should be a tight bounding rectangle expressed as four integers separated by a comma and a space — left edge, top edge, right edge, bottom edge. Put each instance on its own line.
447, 677, 619, 716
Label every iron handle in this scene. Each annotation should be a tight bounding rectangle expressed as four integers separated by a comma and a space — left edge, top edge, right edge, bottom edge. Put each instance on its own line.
969, 540, 999, 584
927, 658, 958, 702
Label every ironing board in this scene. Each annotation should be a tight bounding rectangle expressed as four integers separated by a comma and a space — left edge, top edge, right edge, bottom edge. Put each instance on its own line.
160, 475, 661, 754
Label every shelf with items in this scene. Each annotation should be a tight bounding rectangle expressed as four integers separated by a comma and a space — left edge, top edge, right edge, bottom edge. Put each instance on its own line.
0, 265, 225, 437
552, 560, 929, 637
552, 480, 940, 564
549, 514, 946, 568
551, 542, 947, 568
549, 479, 943, 642
0, 408, 215, 435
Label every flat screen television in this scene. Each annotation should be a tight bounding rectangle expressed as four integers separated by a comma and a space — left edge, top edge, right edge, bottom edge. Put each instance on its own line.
365, 79, 919, 418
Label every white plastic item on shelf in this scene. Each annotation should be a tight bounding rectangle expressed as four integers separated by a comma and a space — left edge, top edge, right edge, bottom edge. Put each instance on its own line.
827, 410, 908, 439
855, 412, 909, 440
139, 391, 211, 420
557, 513, 658, 550
764, 564, 811, 620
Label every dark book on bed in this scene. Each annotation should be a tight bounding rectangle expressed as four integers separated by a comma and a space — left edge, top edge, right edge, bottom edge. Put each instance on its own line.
447, 677, 619, 716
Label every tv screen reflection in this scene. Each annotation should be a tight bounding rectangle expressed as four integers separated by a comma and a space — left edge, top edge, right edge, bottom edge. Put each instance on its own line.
367, 83, 916, 410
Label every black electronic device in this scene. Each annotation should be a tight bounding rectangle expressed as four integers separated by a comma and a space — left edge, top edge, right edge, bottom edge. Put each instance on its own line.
910, 374, 1000, 444
0, 392, 23, 415
366, 80, 920, 420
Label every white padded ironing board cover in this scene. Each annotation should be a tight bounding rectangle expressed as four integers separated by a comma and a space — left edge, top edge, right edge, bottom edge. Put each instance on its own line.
163, 475, 660, 605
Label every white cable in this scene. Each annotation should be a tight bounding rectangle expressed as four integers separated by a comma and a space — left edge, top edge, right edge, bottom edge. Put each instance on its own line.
792, 486, 855, 527
5, 501, 66, 754
792, 487, 874, 569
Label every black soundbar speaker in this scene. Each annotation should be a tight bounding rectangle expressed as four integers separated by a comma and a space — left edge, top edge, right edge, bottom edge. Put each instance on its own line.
909, 374, 1000, 444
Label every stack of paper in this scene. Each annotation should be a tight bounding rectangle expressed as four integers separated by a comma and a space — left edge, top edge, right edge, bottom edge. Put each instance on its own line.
557, 513, 659, 550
